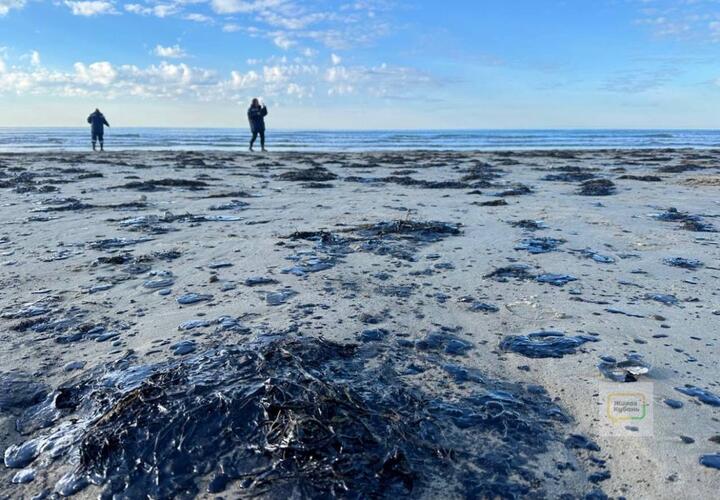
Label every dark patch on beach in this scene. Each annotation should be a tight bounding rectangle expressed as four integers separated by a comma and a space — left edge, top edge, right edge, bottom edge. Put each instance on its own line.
485, 264, 535, 281
578, 179, 616, 196
473, 199, 509, 207
111, 178, 210, 191
617, 175, 662, 182
276, 166, 338, 182
3, 337, 605, 498
500, 331, 598, 358
515, 236, 566, 254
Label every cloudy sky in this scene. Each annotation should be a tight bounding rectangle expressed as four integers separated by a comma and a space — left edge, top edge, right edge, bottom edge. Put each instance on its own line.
0, 0, 719, 128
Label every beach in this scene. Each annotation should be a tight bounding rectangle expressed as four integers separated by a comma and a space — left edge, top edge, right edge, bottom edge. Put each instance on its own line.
1, 148, 719, 498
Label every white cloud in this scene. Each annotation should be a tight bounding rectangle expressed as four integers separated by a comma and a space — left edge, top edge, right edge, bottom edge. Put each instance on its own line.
124, 2, 178, 18
331, 53, 341, 65
74, 61, 118, 85
64, 1, 117, 17
210, 0, 285, 15
272, 34, 295, 50
185, 13, 212, 23
0, 57, 5, 73
0, 0, 25, 16
154, 44, 188, 59
30, 50, 40, 66
230, 69, 259, 88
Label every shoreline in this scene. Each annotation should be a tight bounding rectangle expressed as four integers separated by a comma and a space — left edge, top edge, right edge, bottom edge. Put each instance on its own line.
1, 149, 719, 498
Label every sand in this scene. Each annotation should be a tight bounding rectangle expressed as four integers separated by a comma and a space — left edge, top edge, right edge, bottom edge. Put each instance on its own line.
0, 148, 718, 499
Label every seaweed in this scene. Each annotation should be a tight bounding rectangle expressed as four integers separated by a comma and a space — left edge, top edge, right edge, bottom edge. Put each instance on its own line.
578, 179, 616, 196
112, 179, 210, 191
275, 166, 338, 182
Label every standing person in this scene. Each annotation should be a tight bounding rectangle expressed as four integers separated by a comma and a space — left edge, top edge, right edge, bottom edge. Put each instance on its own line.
87, 108, 110, 152
247, 98, 268, 152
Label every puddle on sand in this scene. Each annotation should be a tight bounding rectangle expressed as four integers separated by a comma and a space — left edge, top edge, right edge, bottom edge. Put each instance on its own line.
3, 337, 606, 499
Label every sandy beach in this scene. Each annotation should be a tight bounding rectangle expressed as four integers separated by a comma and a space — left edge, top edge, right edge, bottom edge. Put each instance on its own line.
1, 148, 719, 499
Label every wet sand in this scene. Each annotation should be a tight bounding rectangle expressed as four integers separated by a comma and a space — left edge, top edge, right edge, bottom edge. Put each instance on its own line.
0, 149, 719, 498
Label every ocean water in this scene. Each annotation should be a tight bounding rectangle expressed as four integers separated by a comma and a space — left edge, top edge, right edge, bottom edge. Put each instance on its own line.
0, 128, 718, 152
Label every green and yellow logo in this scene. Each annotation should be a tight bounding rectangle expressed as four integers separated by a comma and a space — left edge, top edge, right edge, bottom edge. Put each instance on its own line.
605, 392, 649, 424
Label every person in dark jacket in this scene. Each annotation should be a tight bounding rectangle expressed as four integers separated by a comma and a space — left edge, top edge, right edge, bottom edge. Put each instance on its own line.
87, 109, 110, 151
247, 98, 268, 152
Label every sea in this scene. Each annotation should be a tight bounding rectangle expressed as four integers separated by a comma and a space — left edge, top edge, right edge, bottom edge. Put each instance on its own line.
0, 128, 718, 152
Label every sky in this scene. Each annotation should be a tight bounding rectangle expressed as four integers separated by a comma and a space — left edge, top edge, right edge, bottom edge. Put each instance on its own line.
0, 0, 719, 128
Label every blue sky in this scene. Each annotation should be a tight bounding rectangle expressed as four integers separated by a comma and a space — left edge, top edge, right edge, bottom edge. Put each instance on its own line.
0, 0, 719, 128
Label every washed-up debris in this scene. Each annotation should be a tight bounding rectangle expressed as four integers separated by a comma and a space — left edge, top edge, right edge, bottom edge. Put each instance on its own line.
403, 331, 474, 356
700, 454, 720, 470
651, 207, 697, 223
604, 308, 644, 318
11, 468, 35, 484
244, 276, 279, 286
650, 208, 717, 232
204, 190, 253, 199
0, 337, 603, 498
578, 179, 616, 196
536, 274, 577, 286
474, 199, 508, 207
357, 328, 389, 342
86, 237, 153, 251
283, 253, 336, 275
543, 170, 596, 182
171, 339, 197, 355
598, 355, 650, 382
208, 261, 233, 269
178, 320, 211, 331
461, 161, 504, 183
494, 184, 533, 197
266, 289, 297, 306
570, 248, 615, 263
31, 197, 95, 212
644, 293, 679, 306
467, 301, 500, 313
663, 257, 703, 269
284, 220, 462, 267
682, 220, 717, 232
675, 385, 720, 406
112, 178, 209, 191
208, 200, 249, 211
276, 166, 337, 182
657, 163, 704, 174
500, 331, 598, 358
353, 220, 461, 242
117, 215, 174, 234
565, 434, 601, 452
485, 264, 535, 281
64, 361, 86, 372
515, 236, 566, 254
0, 372, 49, 411
510, 219, 548, 231
143, 278, 174, 289
176, 293, 213, 305
664, 399, 684, 409
617, 175, 662, 182
345, 175, 469, 189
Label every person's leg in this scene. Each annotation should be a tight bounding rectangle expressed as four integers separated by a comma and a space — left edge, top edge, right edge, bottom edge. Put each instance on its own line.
98, 134, 104, 152
92, 132, 97, 151
249, 131, 257, 151
260, 130, 266, 151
